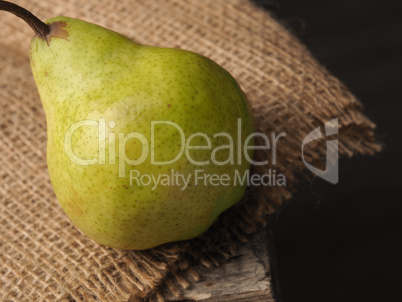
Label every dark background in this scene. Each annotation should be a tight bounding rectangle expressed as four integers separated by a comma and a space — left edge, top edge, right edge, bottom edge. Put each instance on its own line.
251, 0, 402, 301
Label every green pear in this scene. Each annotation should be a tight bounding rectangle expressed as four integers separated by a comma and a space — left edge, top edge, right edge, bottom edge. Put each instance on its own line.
1, 1, 254, 249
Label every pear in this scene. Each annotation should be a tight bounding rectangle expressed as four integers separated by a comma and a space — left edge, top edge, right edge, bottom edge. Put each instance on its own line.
1, 1, 254, 249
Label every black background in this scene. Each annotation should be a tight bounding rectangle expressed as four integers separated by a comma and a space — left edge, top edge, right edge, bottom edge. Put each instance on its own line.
251, 0, 402, 301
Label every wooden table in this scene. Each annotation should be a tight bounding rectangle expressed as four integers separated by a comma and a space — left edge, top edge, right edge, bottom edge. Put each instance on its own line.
165, 228, 279, 301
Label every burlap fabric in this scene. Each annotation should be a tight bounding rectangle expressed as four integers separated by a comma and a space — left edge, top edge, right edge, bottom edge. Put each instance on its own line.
0, 0, 381, 301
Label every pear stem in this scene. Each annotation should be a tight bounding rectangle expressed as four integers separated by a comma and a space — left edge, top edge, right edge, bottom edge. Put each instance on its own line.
0, 0, 49, 36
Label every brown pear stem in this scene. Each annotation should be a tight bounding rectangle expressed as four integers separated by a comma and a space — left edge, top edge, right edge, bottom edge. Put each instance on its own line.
0, 0, 49, 36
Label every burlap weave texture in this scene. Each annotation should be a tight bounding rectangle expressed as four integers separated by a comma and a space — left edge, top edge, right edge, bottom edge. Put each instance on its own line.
0, 0, 380, 301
